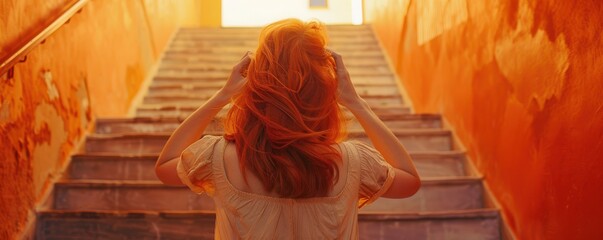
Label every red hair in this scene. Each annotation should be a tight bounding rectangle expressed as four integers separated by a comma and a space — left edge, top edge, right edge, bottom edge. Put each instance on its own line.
223, 19, 346, 198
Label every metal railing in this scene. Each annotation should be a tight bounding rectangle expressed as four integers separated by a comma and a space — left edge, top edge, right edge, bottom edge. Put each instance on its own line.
0, 0, 90, 78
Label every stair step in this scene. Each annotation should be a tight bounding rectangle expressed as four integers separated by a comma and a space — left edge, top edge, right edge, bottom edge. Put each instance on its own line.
135, 105, 410, 120
68, 151, 465, 181
170, 37, 377, 46
158, 63, 390, 74
36, 209, 500, 240
175, 29, 374, 36
166, 44, 383, 54
163, 50, 384, 60
358, 209, 500, 240
142, 94, 403, 104
159, 58, 388, 70
95, 114, 442, 134
84, 130, 452, 154
148, 83, 398, 96
152, 75, 397, 86
362, 177, 483, 212
141, 98, 406, 112
154, 67, 392, 78
150, 80, 397, 90
53, 177, 481, 212
160, 56, 388, 68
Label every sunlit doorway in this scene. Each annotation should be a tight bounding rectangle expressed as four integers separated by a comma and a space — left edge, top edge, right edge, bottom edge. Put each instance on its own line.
221, 0, 363, 27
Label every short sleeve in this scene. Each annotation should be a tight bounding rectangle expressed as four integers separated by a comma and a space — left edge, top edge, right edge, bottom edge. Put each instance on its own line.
177, 135, 222, 196
352, 141, 395, 208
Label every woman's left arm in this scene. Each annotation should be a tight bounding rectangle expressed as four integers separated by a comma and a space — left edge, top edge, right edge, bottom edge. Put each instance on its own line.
155, 52, 252, 185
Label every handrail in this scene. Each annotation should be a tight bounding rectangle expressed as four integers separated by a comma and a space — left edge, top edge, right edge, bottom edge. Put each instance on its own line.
0, 0, 90, 77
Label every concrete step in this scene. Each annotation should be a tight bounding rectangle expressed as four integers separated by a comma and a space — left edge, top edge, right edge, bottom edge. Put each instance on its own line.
158, 59, 389, 72
158, 56, 389, 69
149, 80, 397, 91
146, 85, 401, 99
152, 74, 397, 86
67, 151, 465, 181
175, 27, 373, 36
140, 99, 405, 112
95, 114, 441, 135
173, 31, 375, 37
136, 103, 409, 117
83, 130, 452, 154
178, 25, 372, 32
170, 36, 377, 46
154, 66, 392, 78
140, 99, 406, 113
36, 209, 500, 240
166, 44, 382, 54
52, 177, 481, 212
163, 49, 385, 60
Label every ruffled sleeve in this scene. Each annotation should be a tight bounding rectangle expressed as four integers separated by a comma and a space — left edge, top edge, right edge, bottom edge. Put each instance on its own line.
352, 141, 395, 208
176, 135, 222, 196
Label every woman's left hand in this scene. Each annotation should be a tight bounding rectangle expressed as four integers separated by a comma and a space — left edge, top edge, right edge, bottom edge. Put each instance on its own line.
221, 51, 252, 97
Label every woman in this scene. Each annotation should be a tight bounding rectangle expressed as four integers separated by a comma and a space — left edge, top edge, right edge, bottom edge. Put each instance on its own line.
155, 19, 420, 239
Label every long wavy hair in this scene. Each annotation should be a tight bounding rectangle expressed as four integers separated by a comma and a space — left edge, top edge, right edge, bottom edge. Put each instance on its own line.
223, 19, 347, 198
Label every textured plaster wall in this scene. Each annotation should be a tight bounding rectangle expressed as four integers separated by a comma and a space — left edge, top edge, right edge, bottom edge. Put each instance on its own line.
0, 0, 195, 238
365, 0, 603, 239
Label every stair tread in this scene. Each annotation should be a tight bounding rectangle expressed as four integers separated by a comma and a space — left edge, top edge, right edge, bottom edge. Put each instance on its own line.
85, 129, 452, 140
96, 113, 441, 124
38, 208, 498, 220
72, 150, 463, 159
55, 176, 481, 187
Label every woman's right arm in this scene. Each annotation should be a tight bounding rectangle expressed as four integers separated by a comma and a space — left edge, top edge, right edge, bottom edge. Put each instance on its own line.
330, 50, 421, 198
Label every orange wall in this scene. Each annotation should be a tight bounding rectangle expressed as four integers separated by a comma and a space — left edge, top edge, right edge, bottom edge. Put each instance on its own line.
0, 0, 199, 238
365, 0, 603, 239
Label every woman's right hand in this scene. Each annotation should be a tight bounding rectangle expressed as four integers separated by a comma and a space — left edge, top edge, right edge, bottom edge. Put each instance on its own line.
330, 50, 362, 108
220, 51, 253, 98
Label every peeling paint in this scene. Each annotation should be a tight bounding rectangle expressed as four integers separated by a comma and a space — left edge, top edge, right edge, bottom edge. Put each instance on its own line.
32, 102, 66, 194
0, 0, 188, 238
42, 70, 59, 100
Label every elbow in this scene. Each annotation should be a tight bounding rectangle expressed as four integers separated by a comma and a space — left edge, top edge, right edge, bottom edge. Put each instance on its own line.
155, 165, 167, 184
406, 176, 421, 197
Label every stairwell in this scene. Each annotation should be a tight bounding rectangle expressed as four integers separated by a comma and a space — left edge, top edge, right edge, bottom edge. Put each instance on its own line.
36, 25, 501, 239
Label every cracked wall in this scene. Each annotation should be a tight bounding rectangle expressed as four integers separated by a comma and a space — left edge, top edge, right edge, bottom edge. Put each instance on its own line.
0, 0, 201, 238
365, 0, 603, 239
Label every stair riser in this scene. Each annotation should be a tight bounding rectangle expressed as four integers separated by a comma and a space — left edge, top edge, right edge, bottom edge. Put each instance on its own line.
141, 98, 405, 110
154, 68, 393, 78
146, 85, 400, 97
358, 217, 500, 240
54, 182, 480, 212
160, 57, 388, 68
37, 215, 216, 240
136, 102, 408, 115
170, 38, 377, 46
148, 82, 397, 91
159, 56, 388, 66
153, 75, 396, 85
163, 50, 384, 59
37, 215, 499, 240
361, 182, 483, 212
84, 134, 450, 154
135, 106, 409, 119
94, 118, 440, 135
68, 155, 463, 181
166, 45, 382, 54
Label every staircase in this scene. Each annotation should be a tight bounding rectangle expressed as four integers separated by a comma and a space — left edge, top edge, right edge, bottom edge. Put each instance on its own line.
36, 25, 501, 239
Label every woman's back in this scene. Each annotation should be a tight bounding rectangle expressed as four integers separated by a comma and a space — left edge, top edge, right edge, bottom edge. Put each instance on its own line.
156, 18, 420, 239
177, 135, 395, 239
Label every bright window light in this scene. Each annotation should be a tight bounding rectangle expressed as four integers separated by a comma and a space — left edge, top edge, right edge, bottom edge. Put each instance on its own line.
351, 0, 363, 25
